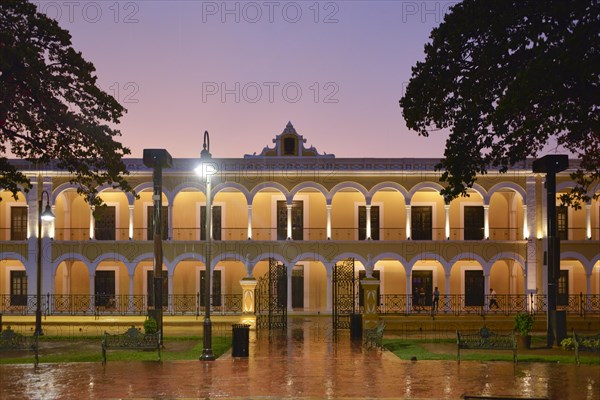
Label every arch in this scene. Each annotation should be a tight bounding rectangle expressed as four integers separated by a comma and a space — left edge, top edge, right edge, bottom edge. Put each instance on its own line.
556, 181, 577, 193
250, 182, 290, 203
0, 252, 29, 266
369, 182, 409, 201
407, 253, 449, 274
448, 253, 490, 274
290, 252, 330, 266
467, 184, 487, 202
371, 252, 409, 267
1, 186, 31, 202
212, 252, 246, 266
51, 182, 87, 204
487, 182, 526, 204
171, 181, 205, 203
96, 185, 135, 205
212, 182, 251, 204
407, 182, 444, 202
329, 182, 369, 203
561, 251, 592, 274
488, 252, 527, 272
330, 253, 368, 267
52, 253, 93, 275
91, 253, 132, 270
290, 182, 328, 200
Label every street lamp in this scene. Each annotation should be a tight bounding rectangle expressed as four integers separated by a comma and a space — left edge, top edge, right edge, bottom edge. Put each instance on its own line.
35, 190, 55, 336
196, 130, 216, 361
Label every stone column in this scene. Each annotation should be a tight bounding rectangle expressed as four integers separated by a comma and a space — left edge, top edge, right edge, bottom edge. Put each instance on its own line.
247, 205, 253, 240
444, 203, 450, 239
483, 204, 490, 239
286, 203, 292, 239
365, 204, 372, 240
128, 205, 134, 240
405, 205, 412, 239
586, 203, 592, 239
239, 278, 258, 329
326, 204, 332, 240
89, 206, 95, 240
168, 204, 174, 240
361, 278, 380, 330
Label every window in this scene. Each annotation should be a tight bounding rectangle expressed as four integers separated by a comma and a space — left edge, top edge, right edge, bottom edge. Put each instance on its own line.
411, 206, 432, 240
358, 206, 380, 240
557, 206, 568, 241
200, 270, 222, 307
95, 270, 116, 307
147, 270, 168, 308
283, 137, 296, 155
292, 266, 304, 308
464, 206, 484, 240
464, 270, 484, 307
94, 206, 116, 240
147, 206, 168, 240
200, 205, 222, 240
558, 270, 568, 306
10, 270, 27, 306
10, 206, 28, 240
277, 201, 303, 240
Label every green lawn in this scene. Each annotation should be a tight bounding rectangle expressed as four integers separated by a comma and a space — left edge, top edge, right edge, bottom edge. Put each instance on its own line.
383, 338, 600, 364
0, 336, 231, 364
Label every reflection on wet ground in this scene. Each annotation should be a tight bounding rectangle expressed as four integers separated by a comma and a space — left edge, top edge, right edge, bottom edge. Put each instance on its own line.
0, 318, 598, 399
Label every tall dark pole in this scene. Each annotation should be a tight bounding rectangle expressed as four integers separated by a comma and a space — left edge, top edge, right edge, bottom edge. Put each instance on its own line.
533, 155, 568, 347
35, 196, 44, 336
200, 130, 215, 361
143, 149, 173, 345
35, 189, 55, 336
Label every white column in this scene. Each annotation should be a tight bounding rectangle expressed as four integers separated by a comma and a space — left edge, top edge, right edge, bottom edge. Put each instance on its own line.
523, 205, 529, 239
168, 273, 174, 312
247, 205, 253, 240
444, 203, 450, 239
405, 205, 411, 239
405, 273, 411, 313
526, 176, 538, 293
129, 274, 134, 308
128, 205, 134, 240
326, 204, 332, 240
89, 274, 95, 312
365, 204, 372, 240
445, 273, 451, 309
287, 269, 293, 312
325, 268, 332, 313
286, 203, 292, 239
50, 205, 56, 239
484, 273, 490, 309
168, 204, 174, 240
89, 206, 95, 239
586, 203, 592, 239
483, 204, 490, 239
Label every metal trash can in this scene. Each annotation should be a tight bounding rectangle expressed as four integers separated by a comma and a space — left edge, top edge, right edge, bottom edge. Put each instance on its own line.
232, 324, 250, 357
350, 314, 362, 340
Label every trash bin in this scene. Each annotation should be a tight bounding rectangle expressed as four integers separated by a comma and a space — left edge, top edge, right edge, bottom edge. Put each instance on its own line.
350, 314, 362, 340
232, 324, 250, 357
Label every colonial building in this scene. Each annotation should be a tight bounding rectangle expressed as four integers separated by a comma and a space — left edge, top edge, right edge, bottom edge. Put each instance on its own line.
1, 123, 599, 317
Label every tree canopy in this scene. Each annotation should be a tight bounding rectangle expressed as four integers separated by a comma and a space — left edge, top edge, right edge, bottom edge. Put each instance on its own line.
0, 0, 133, 205
400, 0, 599, 206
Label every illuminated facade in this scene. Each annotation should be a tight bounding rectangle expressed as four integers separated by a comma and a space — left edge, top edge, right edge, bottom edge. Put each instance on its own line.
1, 122, 599, 316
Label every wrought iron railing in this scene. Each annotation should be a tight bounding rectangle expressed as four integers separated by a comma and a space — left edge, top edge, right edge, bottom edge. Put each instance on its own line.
377, 293, 600, 316
0, 293, 597, 316
0, 294, 242, 316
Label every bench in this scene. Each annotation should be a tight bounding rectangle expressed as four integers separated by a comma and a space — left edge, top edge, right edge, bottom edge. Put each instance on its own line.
573, 331, 600, 366
363, 321, 385, 350
0, 327, 39, 366
457, 327, 516, 363
101, 327, 161, 365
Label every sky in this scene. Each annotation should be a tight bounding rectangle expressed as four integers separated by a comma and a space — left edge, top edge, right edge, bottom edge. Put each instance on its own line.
36, 0, 458, 159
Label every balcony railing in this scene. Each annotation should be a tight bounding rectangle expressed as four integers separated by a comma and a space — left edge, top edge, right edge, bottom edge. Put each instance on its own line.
1, 293, 598, 316
0, 294, 242, 316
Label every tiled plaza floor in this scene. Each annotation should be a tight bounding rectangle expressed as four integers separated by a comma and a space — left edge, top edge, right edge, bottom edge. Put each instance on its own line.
0, 318, 598, 399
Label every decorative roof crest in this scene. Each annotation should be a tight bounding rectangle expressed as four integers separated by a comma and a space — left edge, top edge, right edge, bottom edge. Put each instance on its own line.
244, 122, 334, 158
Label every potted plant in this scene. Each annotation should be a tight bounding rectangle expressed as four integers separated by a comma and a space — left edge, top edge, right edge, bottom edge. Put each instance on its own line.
144, 317, 158, 335
514, 313, 534, 349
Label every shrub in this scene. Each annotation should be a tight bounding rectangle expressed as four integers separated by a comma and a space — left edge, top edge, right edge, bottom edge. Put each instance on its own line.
514, 313, 534, 336
144, 317, 158, 334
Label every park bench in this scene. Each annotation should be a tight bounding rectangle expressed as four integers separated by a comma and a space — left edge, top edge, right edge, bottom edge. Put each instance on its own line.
457, 327, 516, 364
101, 326, 161, 365
0, 327, 39, 366
363, 321, 385, 350
573, 331, 600, 366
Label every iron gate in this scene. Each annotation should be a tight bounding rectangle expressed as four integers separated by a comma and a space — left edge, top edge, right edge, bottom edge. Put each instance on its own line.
332, 258, 356, 333
256, 258, 287, 330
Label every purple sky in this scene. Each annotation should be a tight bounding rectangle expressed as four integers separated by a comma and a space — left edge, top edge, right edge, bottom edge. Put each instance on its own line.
38, 1, 457, 159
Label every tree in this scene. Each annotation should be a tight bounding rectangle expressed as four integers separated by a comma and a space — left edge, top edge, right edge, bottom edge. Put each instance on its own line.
0, 0, 133, 206
400, 0, 599, 206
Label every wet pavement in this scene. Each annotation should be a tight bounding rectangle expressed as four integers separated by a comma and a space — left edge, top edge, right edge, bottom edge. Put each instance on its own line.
1, 318, 598, 399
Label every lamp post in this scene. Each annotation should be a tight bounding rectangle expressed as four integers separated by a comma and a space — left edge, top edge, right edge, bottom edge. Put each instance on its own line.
35, 190, 55, 336
196, 130, 216, 361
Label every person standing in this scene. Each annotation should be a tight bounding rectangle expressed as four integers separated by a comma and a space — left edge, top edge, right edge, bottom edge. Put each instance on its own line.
432, 286, 440, 314
489, 288, 499, 309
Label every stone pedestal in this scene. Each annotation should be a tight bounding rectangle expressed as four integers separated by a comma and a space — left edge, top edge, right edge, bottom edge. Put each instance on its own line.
239, 278, 258, 329
360, 279, 380, 330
